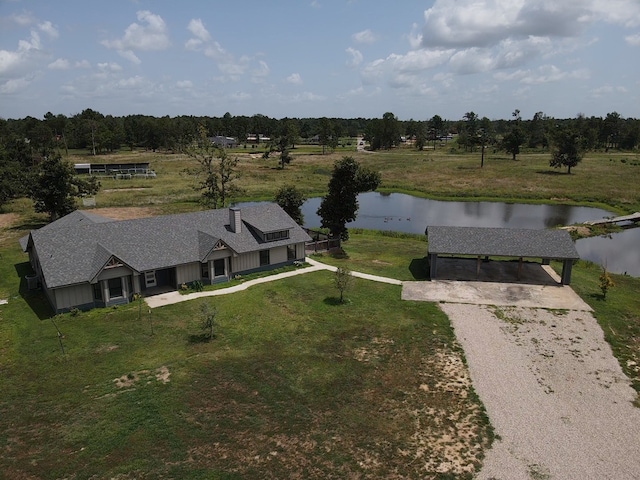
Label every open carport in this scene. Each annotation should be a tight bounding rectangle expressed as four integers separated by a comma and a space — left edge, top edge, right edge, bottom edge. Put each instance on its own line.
426, 226, 579, 285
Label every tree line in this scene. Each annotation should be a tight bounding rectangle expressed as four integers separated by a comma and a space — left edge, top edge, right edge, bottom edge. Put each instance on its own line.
2, 109, 638, 159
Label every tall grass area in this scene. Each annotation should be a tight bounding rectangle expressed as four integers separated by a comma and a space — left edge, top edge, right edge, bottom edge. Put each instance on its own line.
53, 146, 640, 214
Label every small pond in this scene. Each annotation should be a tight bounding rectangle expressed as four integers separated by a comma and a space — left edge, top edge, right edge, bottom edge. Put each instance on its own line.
301, 192, 613, 232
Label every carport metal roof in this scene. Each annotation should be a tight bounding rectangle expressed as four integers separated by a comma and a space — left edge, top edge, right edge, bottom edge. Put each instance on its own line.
426, 226, 579, 285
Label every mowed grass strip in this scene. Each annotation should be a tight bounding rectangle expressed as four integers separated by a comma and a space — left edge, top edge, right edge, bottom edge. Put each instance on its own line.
0, 265, 492, 479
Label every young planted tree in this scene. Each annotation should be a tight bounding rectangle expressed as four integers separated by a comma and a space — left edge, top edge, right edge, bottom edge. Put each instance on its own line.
30, 153, 100, 221
186, 125, 241, 208
200, 303, 218, 340
334, 267, 352, 304
274, 185, 306, 225
599, 268, 615, 299
317, 156, 381, 240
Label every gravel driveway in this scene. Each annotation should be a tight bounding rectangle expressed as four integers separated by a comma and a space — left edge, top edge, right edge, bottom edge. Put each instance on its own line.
441, 303, 640, 479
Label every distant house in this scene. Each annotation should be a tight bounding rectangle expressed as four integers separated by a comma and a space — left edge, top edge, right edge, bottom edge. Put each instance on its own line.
209, 136, 238, 148
20, 204, 311, 313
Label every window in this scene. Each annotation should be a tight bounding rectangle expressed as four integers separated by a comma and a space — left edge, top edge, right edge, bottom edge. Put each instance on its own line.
259, 250, 270, 266
93, 282, 103, 301
264, 230, 290, 242
287, 245, 296, 261
201, 262, 209, 279
213, 258, 225, 277
108, 277, 123, 299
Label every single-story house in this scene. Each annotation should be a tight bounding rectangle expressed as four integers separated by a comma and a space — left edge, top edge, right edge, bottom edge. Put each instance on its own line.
209, 136, 238, 148
20, 204, 311, 313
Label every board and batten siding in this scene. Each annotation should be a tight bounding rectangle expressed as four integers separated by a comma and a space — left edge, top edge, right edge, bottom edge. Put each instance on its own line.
270, 246, 287, 264
54, 284, 93, 311
294, 242, 305, 259
232, 251, 260, 273
176, 263, 200, 285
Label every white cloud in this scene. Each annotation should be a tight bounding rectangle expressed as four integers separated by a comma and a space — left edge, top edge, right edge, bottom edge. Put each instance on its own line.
38, 20, 58, 38
626, 33, 640, 46
286, 73, 303, 85
102, 10, 170, 62
420, 0, 640, 50
520, 64, 589, 85
252, 60, 270, 79
75, 60, 91, 69
187, 19, 211, 42
230, 91, 251, 101
117, 50, 141, 65
345, 47, 363, 67
352, 29, 376, 44
117, 76, 148, 89
48, 58, 69, 70
0, 30, 45, 76
176, 80, 193, 89
0, 75, 34, 94
10, 13, 35, 27
590, 85, 628, 97
97, 62, 122, 72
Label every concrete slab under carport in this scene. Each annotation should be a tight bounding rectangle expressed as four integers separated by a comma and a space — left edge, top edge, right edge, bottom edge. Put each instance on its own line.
402, 258, 592, 310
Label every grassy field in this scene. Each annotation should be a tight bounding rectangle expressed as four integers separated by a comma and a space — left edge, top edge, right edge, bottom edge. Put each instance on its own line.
0, 240, 493, 479
25, 145, 639, 216
1, 144, 639, 477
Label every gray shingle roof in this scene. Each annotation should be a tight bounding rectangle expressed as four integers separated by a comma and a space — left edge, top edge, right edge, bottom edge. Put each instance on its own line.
426, 226, 579, 260
28, 204, 311, 289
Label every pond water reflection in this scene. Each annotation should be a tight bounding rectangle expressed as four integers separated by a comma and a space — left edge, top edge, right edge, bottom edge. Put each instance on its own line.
301, 192, 613, 233
575, 228, 640, 277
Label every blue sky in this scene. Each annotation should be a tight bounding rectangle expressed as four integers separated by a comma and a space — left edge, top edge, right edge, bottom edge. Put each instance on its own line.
1, 0, 639, 121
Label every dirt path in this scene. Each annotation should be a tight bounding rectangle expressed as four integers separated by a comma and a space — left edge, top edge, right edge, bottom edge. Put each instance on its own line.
441, 304, 640, 479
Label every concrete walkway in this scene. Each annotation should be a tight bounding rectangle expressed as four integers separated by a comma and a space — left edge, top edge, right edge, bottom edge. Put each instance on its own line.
144, 258, 401, 308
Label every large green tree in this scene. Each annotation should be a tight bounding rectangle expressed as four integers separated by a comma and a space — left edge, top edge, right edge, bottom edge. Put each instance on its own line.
30, 153, 100, 221
549, 126, 583, 174
186, 125, 241, 208
501, 110, 527, 160
317, 156, 381, 240
274, 185, 306, 225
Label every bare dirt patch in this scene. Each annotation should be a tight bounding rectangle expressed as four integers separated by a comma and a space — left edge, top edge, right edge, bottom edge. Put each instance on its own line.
113, 366, 171, 389
95, 344, 119, 354
0, 213, 19, 229
88, 207, 157, 221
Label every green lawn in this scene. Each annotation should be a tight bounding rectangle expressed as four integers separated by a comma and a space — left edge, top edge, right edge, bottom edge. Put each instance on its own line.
0, 241, 492, 479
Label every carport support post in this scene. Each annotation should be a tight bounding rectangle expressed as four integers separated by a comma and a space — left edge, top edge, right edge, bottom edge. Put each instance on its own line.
561, 259, 573, 285
518, 257, 523, 280
429, 253, 438, 280
476, 256, 481, 279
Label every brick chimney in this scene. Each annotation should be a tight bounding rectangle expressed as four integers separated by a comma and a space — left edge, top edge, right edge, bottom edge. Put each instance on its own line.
229, 207, 241, 233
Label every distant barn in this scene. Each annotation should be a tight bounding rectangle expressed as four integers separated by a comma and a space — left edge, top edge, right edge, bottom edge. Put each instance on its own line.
74, 163, 154, 178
